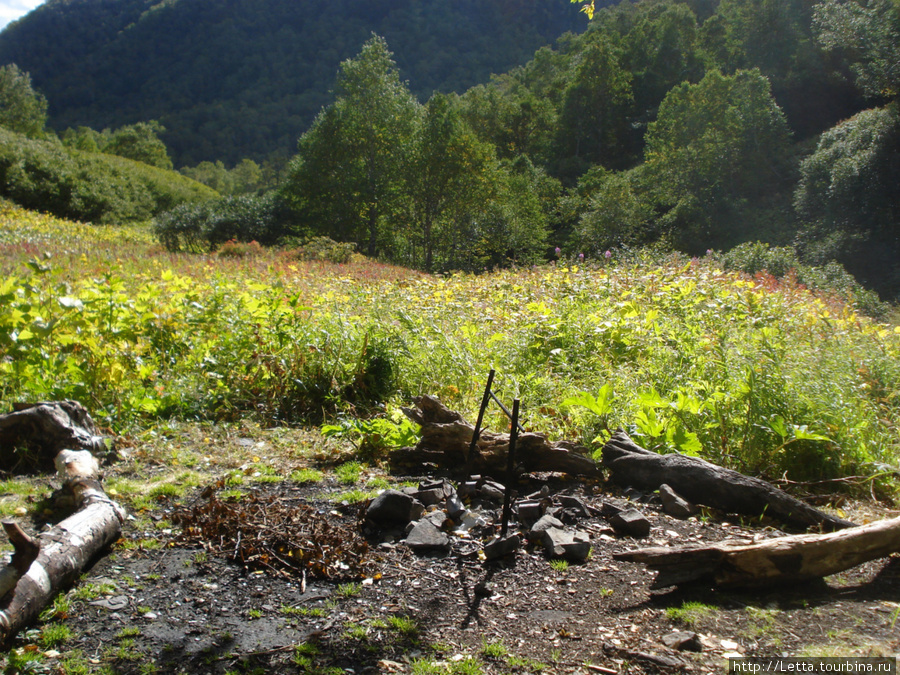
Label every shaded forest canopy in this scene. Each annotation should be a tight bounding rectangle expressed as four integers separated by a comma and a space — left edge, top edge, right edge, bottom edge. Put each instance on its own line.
0, 0, 590, 166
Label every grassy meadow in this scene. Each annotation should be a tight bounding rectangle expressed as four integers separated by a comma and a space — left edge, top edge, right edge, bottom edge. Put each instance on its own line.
2, 199, 900, 499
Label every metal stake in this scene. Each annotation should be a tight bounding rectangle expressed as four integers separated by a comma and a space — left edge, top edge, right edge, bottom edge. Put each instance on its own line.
500, 398, 520, 537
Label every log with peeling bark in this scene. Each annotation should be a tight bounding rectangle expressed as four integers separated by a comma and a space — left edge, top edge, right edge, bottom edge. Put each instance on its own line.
0, 446, 124, 644
602, 430, 854, 532
395, 395, 600, 477
0, 401, 109, 471
614, 516, 900, 589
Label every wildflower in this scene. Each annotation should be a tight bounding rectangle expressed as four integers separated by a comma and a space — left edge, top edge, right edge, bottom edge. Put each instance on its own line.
604, 250, 612, 259
554, 247, 561, 257
578, 253, 584, 261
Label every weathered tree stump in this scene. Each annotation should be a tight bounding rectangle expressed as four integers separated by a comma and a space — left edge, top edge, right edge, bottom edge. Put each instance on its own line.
615, 516, 900, 589
602, 430, 854, 532
395, 395, 599, 477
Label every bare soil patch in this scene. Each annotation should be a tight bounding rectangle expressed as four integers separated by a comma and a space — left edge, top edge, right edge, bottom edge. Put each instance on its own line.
11, 468, 899, 675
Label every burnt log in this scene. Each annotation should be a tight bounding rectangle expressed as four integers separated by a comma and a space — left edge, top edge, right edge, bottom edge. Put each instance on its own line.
0, 401, 108, 471
396, 395, 599, 477
0, 449, 124, 643
602, 430, 854, 532
615, 516, 900, 589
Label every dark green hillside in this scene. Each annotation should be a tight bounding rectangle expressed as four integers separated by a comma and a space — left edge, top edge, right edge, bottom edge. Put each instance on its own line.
0, 0, 589, 166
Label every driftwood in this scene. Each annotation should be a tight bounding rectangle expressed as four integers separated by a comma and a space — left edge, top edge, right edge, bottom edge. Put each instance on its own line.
0, 404, 124, 643
0, 401, 109, 471
396, 395, 600, 477
615, 515, 900, 589
602, 430, 854, 532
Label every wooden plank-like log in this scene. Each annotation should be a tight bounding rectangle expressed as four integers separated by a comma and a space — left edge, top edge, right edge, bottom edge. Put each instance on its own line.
602, 430, 854, 532
396, 395, 600, 477
614, 516, 900, 588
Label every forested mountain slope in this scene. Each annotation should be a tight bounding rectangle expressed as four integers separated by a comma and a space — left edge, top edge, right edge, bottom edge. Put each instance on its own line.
0, 0, 588, 165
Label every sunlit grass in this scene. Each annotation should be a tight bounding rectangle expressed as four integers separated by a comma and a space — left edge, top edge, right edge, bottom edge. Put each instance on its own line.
2, 205, 899, 496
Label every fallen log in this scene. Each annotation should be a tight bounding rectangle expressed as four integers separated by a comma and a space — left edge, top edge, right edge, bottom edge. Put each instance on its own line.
395, 395, 599, 477
602, 430, 854, 532
0, 448, 124, 643
0, 401, 109, 472
614, 515, 900, 589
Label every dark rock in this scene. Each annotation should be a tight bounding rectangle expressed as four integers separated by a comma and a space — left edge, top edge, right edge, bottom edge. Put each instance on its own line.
367, 490, 422, 527
516, 500, 544, 523
661, 631, 703, 652
529, 514, 565, 541
659, 483, 699, 519
541, 527, 592, 561
405, 520, 451, 551
415, 487, 446, 506
609, 508, 651, 537
483, 534, 521, 560
557, 495, 591, 518
424, 509, 448, 528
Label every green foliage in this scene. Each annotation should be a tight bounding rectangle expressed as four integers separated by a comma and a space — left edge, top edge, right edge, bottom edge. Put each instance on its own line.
289, 237, 356, 264
5, 186, 900, 497
794, 104, 900, 297
643, 68, 794, 252
102, 121, 173, 170
0, 0, 586, 166
0, 127, 216, 224
154, 193, 282, 252
0, 64, 48, 138
814, 0, 900, 100
180, 158, 264, 195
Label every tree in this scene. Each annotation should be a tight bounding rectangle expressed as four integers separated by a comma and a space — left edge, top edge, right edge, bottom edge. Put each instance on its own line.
406, 93, 497, 271
643, 68, 793, 251
102, 121, 174, 170
281, 35, 421, 257
554, 33, 633, 178
794, 104, 900, 295
0, 64, 47, 138
814, 0, 900, 101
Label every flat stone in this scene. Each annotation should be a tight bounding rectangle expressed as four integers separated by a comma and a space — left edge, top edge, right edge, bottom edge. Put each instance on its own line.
415, 487, 446, 506
557, 495, 591, 518
405, 519, 451, 551
425, 509, 448, 528
541, 527, 592, 561
479, 481, 506, 502
662, 631, 703, 652
366, 490, 421, 527
483, 534, 521, 560
528, 514, 565, 542
659, 484, 699, 519
609, 508, 652, 537
516, 500, 544, 523
89, 595, 129, 611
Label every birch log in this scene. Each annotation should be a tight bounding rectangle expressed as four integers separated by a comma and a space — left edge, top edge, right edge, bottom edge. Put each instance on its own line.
614, 516, 900, 589
0, 454, 124, 643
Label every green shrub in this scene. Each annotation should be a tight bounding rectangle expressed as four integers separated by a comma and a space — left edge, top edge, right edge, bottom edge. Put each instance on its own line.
154, 193, 284, 252
0, 127, 216, 224
289, 236, 356, 264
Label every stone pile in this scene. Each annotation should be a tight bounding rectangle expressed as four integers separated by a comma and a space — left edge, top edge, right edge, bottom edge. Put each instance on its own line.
364, 476, 666, 563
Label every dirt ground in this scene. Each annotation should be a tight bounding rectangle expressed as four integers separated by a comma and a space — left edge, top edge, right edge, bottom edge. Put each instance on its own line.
10, 464, 899, 675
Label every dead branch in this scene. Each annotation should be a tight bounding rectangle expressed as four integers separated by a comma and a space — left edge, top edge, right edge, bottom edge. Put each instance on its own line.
602, 430, 854, 532
615, 516, 900, 589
